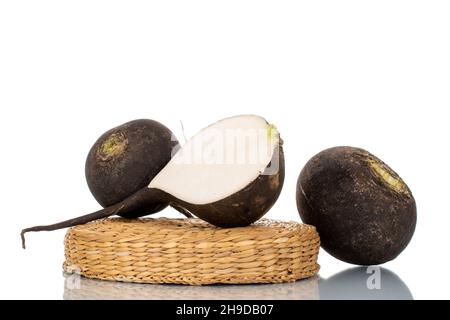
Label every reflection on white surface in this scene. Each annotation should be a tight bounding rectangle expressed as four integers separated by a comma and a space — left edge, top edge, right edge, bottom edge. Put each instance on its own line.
63, 267, 412, 300
319, 267, 413, 300
63, 274, 319, 300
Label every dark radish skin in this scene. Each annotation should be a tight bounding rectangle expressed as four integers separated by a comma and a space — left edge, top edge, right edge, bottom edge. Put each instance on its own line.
21, 115, 284, 248
296, 146, 416, 265
86, 119, 179, 214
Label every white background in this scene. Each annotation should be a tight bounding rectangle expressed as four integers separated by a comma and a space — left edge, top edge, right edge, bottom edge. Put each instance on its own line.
1, 1, 449, 299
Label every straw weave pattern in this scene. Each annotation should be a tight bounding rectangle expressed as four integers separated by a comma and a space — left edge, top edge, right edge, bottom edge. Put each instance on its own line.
64, 218, 320, 285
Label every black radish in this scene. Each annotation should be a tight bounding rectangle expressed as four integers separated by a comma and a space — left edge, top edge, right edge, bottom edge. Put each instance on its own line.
296, 146, 416, 265
21, 115, 284, 248
85, 119, 180, 214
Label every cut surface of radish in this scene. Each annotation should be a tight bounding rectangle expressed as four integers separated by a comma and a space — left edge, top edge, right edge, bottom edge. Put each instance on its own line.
149, 115, 280, 205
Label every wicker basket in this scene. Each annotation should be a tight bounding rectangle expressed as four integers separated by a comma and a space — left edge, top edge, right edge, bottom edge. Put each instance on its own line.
64, 218, 320, 285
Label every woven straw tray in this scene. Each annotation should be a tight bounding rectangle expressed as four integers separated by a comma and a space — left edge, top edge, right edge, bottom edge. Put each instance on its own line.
64, 218, 320, 285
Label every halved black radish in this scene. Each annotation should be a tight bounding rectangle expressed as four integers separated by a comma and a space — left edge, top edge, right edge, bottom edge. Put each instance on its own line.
21, 115, 284, 248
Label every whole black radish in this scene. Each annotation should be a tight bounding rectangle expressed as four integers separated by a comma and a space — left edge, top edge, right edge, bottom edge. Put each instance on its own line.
85, 119, 179, 213
21, 119, 184, 248
21, 115, 285, 248
296, 146, 416, 265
